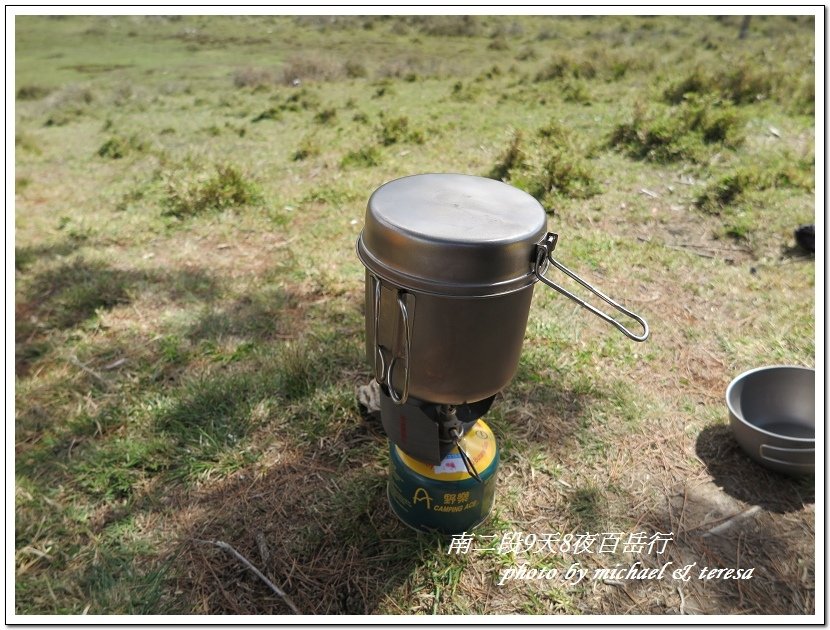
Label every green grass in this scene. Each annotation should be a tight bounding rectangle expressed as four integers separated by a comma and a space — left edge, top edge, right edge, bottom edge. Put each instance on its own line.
14, 14, 816, 617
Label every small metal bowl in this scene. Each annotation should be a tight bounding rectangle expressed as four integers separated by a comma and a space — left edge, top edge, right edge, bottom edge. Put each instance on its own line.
726, 365, 815, 476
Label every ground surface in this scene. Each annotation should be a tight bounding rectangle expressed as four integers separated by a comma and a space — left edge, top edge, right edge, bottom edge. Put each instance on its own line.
14, 14, 817, 616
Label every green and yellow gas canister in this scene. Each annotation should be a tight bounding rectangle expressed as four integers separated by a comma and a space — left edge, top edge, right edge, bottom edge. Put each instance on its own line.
387, 419, 499, 534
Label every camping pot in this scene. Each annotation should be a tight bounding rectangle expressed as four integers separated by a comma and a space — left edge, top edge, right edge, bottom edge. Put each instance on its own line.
356, 173, 649, 405
726, 365, 815, 476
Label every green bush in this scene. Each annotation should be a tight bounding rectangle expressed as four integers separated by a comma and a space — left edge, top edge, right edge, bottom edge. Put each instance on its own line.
488, 121, 600, 203
696, 173, 745, 214
251, 107, 282, 123
488, 37, 509, 51
163, 164, 262, 218
488, 130, 525, 181
536, 54, 597, 81
609, 97, 744, 163
414, 15, 480, 37
561, 79, 591, 104
663, 69, 711, 104
378, 115, 424, 145
17, 85, 53, 100
280, 88, 321, 112
696, 160, 814, 214
292, 136, 321, 161
716, 63, 776, 104
450, 80, 480, 102
518, 150, 600, 202
340, 146, 382, 168
664, 64, 784, 106
343, 60, 367, 78
313, 107, 337, 124
97, 135, 146, 159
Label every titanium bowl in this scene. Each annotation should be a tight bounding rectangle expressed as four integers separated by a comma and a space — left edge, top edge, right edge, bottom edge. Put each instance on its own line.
726, 365, 815, 476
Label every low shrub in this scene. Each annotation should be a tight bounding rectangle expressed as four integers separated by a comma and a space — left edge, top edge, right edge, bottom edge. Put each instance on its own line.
97, 135, 147, 159
372, 83, 395, 99
488, 121, 600, 203
450, 81, 480, 102
281, 88, 321, 112
561, 79, 591, 104
488, 130, 525, 181
488, 37, 509, 51
696, 159, 814, 214
313, 107, 337, 124
343, 60, 367, 78
515, 150, 600, 202
516, 47, 537, 61
340, 146, 382, 168
413, 15, 480, 37
378, 115, 424, 145
664, 64, 781, 106
535, 53, 597, 82
609, 96, 744, 163
292, 136, 321, 161
17, 85, 53, 100
163, 164, 261, 218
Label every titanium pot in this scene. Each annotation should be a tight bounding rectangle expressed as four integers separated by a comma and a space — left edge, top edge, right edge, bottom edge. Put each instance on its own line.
726, 365, 815, 476
356, 173, 649, 405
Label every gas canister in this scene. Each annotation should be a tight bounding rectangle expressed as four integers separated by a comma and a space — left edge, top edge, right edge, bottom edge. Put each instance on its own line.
387, 419, 499, 534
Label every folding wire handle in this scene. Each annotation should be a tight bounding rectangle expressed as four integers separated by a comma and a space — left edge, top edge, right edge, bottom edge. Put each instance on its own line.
533, 232, 650, 342
371, 274, 413, 404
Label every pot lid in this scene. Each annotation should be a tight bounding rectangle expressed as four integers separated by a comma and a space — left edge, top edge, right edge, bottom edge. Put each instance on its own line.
357, 173, 548, 296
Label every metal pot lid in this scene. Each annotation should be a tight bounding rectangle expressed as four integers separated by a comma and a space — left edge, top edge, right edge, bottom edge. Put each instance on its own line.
357, 173, 547, 296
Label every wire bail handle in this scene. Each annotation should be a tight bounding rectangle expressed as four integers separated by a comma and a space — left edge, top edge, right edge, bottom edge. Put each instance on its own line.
371, 275, 413, 405
533, 232, 650, 342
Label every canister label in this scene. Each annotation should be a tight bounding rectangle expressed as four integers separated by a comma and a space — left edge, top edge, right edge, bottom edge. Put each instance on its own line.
387, 419, 499, 534
395, 423, 497, 481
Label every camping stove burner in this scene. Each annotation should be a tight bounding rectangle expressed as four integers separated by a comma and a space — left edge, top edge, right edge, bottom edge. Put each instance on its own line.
378, 386, 495, 465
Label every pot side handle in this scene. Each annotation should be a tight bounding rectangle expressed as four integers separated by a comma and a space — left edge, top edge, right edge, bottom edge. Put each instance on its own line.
371, 274, 413, 405
533, 232, 649, 342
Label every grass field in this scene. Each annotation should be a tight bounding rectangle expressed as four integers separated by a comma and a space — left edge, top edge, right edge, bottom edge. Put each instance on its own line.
14, 14, 817, 616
